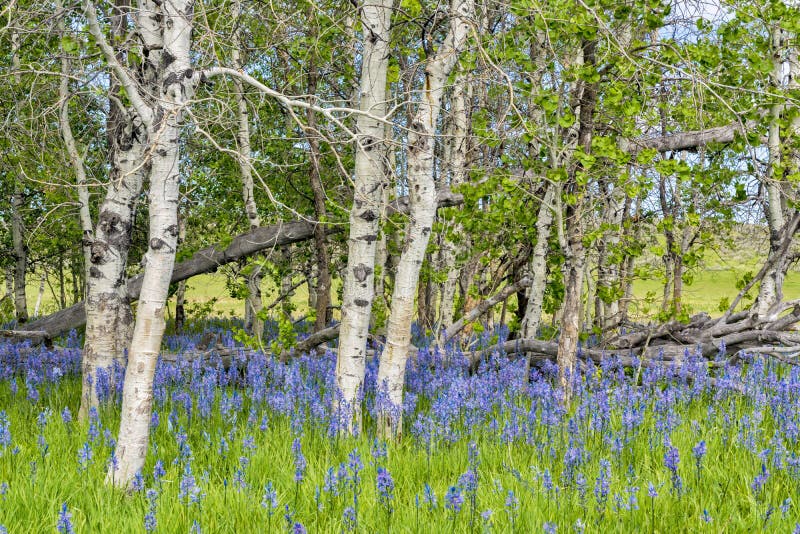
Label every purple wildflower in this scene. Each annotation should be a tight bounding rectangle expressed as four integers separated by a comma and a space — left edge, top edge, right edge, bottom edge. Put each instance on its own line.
56, 503, 74, 534
292, 438, 306, 484
751, 463, 769, 496
445, 485, 464, 514
376, 467, 395, 505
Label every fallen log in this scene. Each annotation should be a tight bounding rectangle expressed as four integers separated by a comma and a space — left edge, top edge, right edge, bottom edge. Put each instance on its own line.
439, 276, 531, 345
0, 329, 50, 341
280, 324, 340, 361
15, 188, 464, 342
466, 321, 800, 370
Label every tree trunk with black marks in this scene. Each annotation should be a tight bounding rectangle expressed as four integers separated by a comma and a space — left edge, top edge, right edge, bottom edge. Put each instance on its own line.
521, 184, 556, 341
377, 0, 473, 438
335, 0, 393, 429
80, 0, 146, 420
230, 7, 264, 340
755, 25, 791, 321
10, 31, 27, 325
87, 0, 203, 487
11, 186, 27, 324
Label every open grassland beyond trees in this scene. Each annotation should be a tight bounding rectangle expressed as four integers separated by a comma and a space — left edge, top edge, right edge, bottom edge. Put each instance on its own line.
0, 330, 799, 532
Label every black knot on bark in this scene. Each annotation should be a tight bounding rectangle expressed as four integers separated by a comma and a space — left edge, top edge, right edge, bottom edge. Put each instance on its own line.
353, 264, 372, 283
163, 72, 179, 91
150, 237, 167, 250
162, 51, 175, 68
354, 298, 369, 307
360, 210, 377, 222
90, 241, 109, 264
98, 210, 121, 232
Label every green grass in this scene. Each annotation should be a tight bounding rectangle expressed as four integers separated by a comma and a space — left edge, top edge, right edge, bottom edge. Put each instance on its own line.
0, 366, 798, 533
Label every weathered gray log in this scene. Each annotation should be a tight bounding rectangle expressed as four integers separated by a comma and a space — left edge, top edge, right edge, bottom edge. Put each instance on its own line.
15, 188, 465, 342
440, 276, 531, 345
17, 221, 319, 340
467, 317, 800, 369
281, 324, 340, 361
0, 329, 50, 340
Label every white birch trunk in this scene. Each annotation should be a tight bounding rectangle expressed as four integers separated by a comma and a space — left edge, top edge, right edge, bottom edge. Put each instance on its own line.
437, 73, 470, 331
111, 0, 199, 487
756, 25, 788, 319
335, 0, 393, 424
597, 183, 624, 328
10, 30, 28, 324
58, 7, 94, 268
521, 184, 556, 340
556, 39, 597, 399
33, 272, 46, 318
377, 0, 473, 437
79, 0, 150, 418
11, 187, 27, 324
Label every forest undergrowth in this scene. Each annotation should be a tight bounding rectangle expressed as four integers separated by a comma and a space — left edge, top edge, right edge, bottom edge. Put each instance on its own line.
0, 321, 799, 533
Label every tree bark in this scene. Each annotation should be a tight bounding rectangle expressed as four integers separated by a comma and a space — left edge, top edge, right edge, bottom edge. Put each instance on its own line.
755, 25, 789, 320
103, 0, 200, 487
377, 0, 473, 438
305, 59, 332, 332
521, 184, 556, 340
80, 0, 146, 419
556, 38, 597, 399
9, 29, 28, 325
33, 271, 45, 318
11, 186, 27, 324
335, 0, 393, 429
229, 4, 264, 340
438, 73, 470, 331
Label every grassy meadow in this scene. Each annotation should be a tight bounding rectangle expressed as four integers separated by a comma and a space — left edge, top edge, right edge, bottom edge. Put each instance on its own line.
1, 337, 799, 532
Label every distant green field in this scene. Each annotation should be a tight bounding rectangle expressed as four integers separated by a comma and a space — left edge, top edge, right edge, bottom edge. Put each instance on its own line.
23, 253, 800, 324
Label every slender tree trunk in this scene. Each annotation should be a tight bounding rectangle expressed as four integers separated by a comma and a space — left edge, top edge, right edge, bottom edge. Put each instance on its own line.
306, 60, 332, 332
11, 186, 27, 324
10, 30, 28, 325
109, 0, 199, 487
230, 12, 264, 340
58, 255, 67, 309
377, 0, 473, 438
58, 7, 94, 279
33, 272, 45, 318
521, 184, 556, 340
556, 39, 597, 399
335, 0, 393, 427
755, 25, 788, 319
437, 73, 470, 331
79, 0, 147, 419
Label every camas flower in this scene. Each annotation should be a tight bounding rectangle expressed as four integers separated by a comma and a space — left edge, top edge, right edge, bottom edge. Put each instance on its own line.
445, 485, 463, 514
56, 503, 74, 534
376, 467, 394, 505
